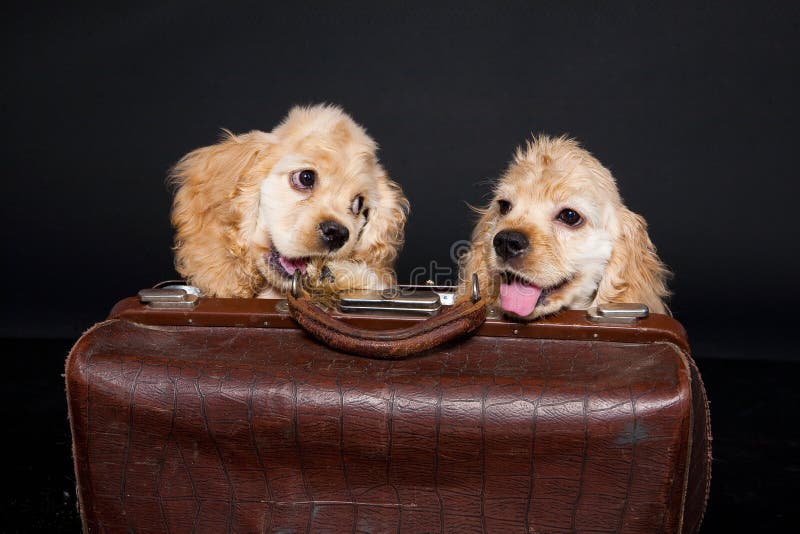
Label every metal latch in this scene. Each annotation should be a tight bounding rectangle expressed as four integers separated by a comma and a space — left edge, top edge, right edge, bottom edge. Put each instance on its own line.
338, 287, 442, 316
586, 303, 649, 324
138, 287, 199, 309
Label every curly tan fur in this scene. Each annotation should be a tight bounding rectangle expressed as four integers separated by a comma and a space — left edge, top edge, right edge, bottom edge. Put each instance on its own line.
460, 135, 669, 318
596, 207, 670, 313
170, 105, 408, 298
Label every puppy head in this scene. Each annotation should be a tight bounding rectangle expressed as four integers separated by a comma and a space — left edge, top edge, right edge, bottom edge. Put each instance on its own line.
462, 135, 669, 319
171, 104, 408, 297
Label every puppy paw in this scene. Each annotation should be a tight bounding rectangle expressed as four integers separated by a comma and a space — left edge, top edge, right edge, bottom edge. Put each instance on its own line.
306, 259, 392, 295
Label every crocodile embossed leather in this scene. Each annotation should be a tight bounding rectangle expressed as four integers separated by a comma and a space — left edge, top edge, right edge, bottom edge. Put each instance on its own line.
66, 299, 710, 533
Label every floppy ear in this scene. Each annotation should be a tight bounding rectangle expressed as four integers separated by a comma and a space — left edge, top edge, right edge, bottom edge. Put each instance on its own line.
595, 207, 670, 313
170, 131, 269, 297
352, 169, 409, 284
458, 206, 499, 303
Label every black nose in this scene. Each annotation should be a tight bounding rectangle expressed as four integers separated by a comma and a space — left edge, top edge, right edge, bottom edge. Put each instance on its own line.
493, 230, 529, 260
318, 220, 349, 250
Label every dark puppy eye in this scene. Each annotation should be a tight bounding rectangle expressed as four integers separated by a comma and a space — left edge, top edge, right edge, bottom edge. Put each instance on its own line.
497, 199, 512, 215
351, 195, 364, 215
290, 169, 316, 190
556, 208, 583, 227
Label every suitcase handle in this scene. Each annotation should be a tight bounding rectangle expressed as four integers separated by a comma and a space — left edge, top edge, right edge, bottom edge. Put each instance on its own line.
287, 274, 487, 358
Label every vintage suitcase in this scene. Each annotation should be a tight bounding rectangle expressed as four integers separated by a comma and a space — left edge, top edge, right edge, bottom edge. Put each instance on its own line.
66, 281, 711, 533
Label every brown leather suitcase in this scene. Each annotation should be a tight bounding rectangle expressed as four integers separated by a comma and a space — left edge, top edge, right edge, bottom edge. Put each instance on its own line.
66, 283, 710, 533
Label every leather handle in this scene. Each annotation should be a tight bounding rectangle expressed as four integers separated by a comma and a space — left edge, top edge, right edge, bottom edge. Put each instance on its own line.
287, 287, 487, 359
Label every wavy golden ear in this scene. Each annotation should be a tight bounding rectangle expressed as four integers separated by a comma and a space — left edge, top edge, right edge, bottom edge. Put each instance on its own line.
595, 207, 670, 313
352, 169, 409, 285
170, 131, 269, 297
458, 206, 499, 302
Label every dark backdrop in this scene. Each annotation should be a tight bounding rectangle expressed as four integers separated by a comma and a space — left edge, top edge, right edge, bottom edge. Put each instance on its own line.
3, 1, 799, 359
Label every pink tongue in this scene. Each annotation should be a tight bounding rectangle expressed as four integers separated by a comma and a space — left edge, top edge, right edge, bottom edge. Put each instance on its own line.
278, 256, 308, 275
499, 280, 542, 317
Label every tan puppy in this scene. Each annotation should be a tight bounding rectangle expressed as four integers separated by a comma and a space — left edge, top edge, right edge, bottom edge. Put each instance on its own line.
461, 135, 669, 319
171, 104, 408, 298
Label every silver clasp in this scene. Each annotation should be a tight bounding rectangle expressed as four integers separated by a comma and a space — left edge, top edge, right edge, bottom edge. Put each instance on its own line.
586, 303, 649, 323
338, 287, 442, 316
138, 287, 199, 309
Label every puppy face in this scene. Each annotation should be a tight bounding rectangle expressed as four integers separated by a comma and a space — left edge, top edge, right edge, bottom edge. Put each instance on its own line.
463, 136, 668, 319
252, 109, 395, 292
171, 105, 408, 297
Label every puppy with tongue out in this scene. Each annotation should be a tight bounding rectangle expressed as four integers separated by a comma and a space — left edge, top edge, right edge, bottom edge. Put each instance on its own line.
499, 274, 545, 318
459, 135, 670, 319
490, 228, 576, 319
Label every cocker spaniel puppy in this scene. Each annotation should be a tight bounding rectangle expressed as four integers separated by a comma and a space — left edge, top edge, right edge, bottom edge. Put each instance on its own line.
461, 135, 669, 319
171, 104, 409, 298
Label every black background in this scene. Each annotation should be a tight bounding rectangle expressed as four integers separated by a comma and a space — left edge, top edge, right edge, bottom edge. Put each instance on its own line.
3, 1, 799, 531
4, 1, 800, 354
